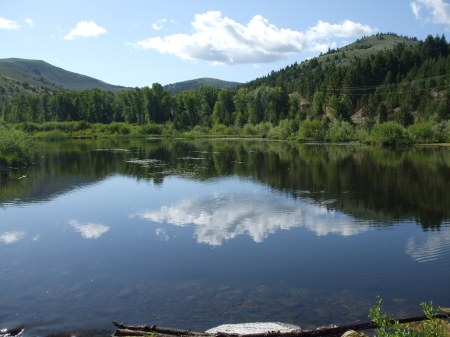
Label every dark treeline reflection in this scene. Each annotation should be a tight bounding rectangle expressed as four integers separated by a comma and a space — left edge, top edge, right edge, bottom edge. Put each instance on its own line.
2, 139, 450, 229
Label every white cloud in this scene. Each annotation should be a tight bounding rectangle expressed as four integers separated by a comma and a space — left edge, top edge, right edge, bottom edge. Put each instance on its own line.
70, 220, 110, 239
411, 0, 450, 25
0, 231, 25, 244
64, 21, 107, 40
24, 18, 34, 28
139, 193, 369, 246
131, 11, 376, 65
155, 227, 169, 241
152, 18, 175, 31
305, 20, 375, 40
0, 17, 21, 30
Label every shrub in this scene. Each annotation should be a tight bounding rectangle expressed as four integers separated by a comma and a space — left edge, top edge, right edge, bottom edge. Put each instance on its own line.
242, 123, 258, 136
326, 120, 357, 142
268, 119, 296, 139
369, 297, 447, 337
33, 130, 68, 141
0, 125, 35, 167
298, 119, 326, 141
367, 122, 412, 147
139, 123, 163, 135
407, 122, 443, 143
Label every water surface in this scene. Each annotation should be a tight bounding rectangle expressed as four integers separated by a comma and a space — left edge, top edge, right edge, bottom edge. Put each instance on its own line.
1, 139, 449, 336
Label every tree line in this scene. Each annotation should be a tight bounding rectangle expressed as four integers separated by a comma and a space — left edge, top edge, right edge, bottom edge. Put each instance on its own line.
1, 35, 449, 131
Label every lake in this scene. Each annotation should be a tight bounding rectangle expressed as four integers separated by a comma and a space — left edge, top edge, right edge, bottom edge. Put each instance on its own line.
1, 139, 449, 336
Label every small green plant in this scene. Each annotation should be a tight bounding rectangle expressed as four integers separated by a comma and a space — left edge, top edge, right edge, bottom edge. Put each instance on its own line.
369, 297, 447, 337
417, 302, 445, 337
369, 297, 417, 337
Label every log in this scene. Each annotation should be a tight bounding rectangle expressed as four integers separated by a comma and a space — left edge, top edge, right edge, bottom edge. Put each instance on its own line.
113, 322, 209, 336
112, 312, 450, 337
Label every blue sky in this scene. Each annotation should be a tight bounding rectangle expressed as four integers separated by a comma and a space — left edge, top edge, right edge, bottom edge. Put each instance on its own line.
1, 0, 450, 87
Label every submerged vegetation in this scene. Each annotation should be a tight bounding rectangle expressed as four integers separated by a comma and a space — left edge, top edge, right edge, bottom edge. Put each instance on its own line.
0, 34, 449, 145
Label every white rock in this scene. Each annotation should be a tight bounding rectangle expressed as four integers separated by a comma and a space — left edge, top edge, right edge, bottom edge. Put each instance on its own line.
205, 322, 300, 334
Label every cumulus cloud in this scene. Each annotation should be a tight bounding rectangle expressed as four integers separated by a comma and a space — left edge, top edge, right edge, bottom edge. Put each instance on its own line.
24, 18, 34, 28
70, 220, 110, 239
64, 21, 107, 40
131, 11, 376, 64
0, 231, 25, 244
0, 17, 21, 30
138, 193, 369, 246
411, 0, 450, 25
152, 18, 176, 31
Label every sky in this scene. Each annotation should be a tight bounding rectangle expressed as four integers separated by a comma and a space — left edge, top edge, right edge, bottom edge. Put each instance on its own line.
1, 0, 450, 87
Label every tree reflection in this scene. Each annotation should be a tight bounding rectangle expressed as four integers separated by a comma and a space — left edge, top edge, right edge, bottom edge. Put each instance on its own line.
1, 139, 449, 229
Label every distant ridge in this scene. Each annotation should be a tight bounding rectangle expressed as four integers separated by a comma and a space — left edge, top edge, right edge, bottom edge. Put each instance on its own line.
164, 77, 241, 94
0, 58, 126, 94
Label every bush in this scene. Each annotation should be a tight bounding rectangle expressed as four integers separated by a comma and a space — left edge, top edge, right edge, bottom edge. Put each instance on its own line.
326, 120, 357, 142
254, 122, 273, 137
369, 297, 447, 337
107, 122, 131, 135
268, 119, 296, 139
0, 124, 35, 167
139, 123, 163, 135
33, 130, 68, 141
242, 123, 258, 136
298, 119, 326, 141
407, 122, 443, 143
367, 122, 412, 147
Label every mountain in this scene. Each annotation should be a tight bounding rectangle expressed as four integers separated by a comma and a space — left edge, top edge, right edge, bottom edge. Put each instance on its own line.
163, 77, 241, 94
0, 58, 126, 99
245, 33, 421, 89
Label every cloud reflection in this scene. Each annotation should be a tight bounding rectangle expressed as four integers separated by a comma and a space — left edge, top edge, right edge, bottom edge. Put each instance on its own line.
0, 231, 26, 244
69, 220, 110, 239
406, 227, 450, 262
139, 193, 369, 246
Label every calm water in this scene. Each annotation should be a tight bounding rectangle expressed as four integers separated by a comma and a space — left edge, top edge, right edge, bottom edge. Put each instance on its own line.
1, 139, 450, 336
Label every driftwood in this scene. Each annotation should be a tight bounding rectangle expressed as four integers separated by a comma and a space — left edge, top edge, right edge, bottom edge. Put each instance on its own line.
112, 312, 450, 337
113, 322, 209, 336
0, 327, 24, 337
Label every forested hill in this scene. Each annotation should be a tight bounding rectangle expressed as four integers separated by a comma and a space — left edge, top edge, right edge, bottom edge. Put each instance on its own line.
244, 33, 421, 90
0, 58, 125, 95
164, 77, 241, 94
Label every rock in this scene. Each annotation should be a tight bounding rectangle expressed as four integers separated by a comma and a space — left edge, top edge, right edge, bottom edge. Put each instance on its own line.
341, 330, 368, 337
205, 322, 301, 334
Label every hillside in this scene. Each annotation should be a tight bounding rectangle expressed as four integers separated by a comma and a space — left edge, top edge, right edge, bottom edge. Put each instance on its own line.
245, 33, 421, 89
0, 58, 126, 100
164, 77, 241, 94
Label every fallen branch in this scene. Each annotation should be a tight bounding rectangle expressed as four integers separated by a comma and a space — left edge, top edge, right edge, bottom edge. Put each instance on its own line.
113, 322, 209, 336
112, 312, 450, 337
